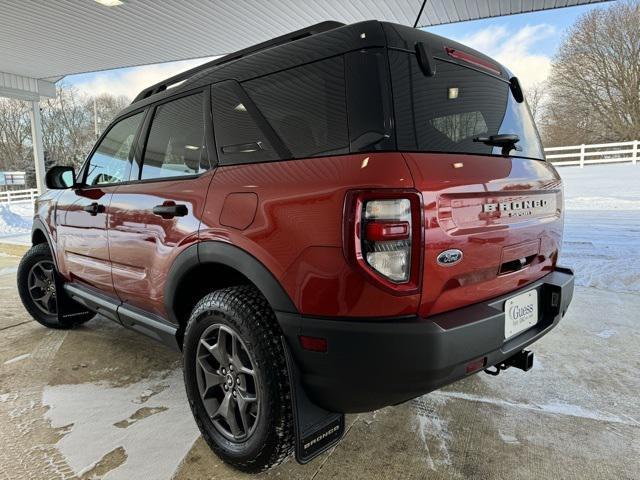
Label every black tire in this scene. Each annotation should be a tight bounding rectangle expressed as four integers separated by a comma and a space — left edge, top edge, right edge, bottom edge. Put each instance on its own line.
183, 285, 294, 473
17, 243, 91, 329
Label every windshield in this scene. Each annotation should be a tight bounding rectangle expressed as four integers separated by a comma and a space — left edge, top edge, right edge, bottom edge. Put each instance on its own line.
389, 51, 545, 160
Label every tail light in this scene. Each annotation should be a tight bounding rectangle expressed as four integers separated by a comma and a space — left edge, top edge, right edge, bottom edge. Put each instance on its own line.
344, 190, 423, 295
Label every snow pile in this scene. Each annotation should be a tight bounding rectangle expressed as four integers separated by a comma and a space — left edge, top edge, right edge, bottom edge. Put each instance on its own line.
559, 163, 640, 293
0, 202, 33, 237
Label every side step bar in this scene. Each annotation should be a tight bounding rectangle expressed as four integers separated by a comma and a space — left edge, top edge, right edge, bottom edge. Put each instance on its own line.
63, 284, 180, 350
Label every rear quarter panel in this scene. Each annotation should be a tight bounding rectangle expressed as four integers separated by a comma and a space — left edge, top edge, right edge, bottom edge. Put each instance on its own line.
201, 153, 419, 317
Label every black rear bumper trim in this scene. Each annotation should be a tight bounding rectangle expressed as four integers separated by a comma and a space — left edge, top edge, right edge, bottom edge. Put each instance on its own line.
277, 267, 574, 413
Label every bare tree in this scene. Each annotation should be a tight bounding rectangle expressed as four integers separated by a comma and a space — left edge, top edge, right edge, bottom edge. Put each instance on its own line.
89, 93, 130, 138
525, 81, 547, 126
0, 85, 131, 185
0, 99, 32, 171
41, 84, 93, 168
542, 0, 640, 146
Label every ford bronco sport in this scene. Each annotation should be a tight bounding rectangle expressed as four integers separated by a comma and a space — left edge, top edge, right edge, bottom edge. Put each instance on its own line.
18, 21, 574, 472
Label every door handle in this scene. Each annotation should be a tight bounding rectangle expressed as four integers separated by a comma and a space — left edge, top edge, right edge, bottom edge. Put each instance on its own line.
82, 202, 104, 216
152, 203, 188, 219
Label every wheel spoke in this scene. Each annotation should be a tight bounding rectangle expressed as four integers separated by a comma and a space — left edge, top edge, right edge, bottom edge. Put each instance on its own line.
41, 266, 54, 282
237, 390, 257, 404
30, 276, 45, 290
197, 356, 224, 398
226, 399, 242, 437
237, 396, 251, 433
211, 329, 230, 367
31, 290, 48, 301
40, 291, 52, 307
213, 391, 232, 420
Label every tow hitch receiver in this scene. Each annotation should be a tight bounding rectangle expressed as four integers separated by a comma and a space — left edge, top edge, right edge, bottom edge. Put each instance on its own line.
484, 350, 534, 376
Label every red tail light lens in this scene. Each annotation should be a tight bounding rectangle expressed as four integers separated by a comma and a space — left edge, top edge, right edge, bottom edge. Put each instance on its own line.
344, 190, 423, 295
363, 199, 412, 282
365, 221, 410, 242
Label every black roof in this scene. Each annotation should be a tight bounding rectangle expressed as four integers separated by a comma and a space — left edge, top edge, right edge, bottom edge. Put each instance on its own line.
121, 20, 387, 115
120, 20, 509, 117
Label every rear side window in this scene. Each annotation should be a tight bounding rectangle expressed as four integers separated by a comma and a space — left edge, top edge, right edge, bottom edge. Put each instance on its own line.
140, 93, 208, 180
389, 51, 544, 160
243, 57, 348, 158
212, 81, 280, 164
212, 57, 349, 165
85, 112, 144, 186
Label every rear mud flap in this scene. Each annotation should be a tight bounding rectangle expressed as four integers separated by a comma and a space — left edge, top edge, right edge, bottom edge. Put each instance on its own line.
281, 338, 345, 464
54, 274, 93, 326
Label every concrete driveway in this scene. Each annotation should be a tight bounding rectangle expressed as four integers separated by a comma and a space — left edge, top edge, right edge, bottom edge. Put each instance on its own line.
0, 249, 638, 480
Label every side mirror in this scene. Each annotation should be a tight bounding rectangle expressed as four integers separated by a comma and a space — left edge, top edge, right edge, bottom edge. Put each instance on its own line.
45, 166, 76, 189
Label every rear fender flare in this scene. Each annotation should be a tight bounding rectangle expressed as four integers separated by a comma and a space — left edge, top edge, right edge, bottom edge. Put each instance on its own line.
164, 241, 298, 326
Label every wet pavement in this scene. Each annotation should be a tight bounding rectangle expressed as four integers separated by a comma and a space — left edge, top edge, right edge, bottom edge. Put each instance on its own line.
0, 248, 638, 479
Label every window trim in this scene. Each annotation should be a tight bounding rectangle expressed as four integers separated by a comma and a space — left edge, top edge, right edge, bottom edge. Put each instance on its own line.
78, 108, 148, 189
133, 88, 215, 184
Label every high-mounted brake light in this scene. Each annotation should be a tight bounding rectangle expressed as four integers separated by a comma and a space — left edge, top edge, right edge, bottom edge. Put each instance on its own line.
445, 47, 501, 76
343, 191, 423, 294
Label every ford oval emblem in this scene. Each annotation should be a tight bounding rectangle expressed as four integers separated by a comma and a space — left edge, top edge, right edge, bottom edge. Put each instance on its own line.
437, 249, 463, 266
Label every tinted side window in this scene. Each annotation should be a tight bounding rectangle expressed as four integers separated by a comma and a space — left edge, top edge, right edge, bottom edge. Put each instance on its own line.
141, 93, 208, 180
212, 81, 280, 164
244, 57, 348, 159
85, 112, 143, 186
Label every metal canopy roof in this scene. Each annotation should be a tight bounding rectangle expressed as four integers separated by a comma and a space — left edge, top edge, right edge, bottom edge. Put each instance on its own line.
0, 0, 608, 101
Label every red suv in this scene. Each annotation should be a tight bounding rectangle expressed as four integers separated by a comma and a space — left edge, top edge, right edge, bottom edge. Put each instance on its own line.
18, 21, 574, 472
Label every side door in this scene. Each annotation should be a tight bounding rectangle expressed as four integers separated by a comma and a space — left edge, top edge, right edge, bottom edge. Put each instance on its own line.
56, 111, 146, 296
107, 90, 215, 318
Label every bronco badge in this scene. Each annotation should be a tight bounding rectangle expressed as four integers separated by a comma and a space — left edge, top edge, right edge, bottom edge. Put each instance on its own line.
437, 249, 463, 266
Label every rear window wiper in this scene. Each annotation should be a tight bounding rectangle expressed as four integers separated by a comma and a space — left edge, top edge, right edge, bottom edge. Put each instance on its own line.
473, 134, 521, 156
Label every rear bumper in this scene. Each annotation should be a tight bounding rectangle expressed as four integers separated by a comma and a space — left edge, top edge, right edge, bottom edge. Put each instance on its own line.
278, 267, 574, 413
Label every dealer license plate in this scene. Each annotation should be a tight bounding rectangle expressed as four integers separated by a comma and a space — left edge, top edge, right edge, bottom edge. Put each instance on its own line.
504, 289, 538, 339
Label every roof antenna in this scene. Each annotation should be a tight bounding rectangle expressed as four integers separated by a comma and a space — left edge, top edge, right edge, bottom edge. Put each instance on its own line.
413, 0, 427, 28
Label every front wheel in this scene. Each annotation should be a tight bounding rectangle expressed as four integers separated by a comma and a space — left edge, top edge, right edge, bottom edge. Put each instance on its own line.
183, 285, 294, 473
17, 243, 92, 329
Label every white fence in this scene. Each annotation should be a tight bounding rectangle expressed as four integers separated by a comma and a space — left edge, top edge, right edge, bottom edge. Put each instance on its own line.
545, 140, 639, 167
0, 188, 38, 205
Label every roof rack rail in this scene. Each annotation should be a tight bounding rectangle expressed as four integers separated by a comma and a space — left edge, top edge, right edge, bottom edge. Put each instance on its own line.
131, 21, 345, 104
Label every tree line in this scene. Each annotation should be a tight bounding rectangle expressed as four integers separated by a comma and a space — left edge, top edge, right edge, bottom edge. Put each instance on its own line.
0, 86, 129, 186
530, 0, 639, 147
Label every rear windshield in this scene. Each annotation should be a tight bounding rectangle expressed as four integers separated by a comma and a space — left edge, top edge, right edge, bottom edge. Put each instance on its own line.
389, 51, 545, 160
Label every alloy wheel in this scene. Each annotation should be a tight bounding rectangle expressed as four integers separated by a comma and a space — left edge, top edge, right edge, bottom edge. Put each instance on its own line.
27, 259, 57, 316
196, 324, 260, 442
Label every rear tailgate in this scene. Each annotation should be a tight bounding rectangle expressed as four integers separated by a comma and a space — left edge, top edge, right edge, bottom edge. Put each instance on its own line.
403, 152, 563, 318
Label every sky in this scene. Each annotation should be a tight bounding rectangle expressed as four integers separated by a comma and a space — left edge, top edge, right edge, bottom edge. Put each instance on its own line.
66, 3, 604, 100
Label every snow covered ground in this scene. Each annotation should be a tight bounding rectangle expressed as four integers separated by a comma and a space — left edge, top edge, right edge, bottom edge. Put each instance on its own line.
0, 163, 638, 292
0, 202, 32, 238
559, 163, 640, 293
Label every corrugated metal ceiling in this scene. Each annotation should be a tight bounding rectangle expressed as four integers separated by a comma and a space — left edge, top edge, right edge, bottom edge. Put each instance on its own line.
0, 0, 609, 81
